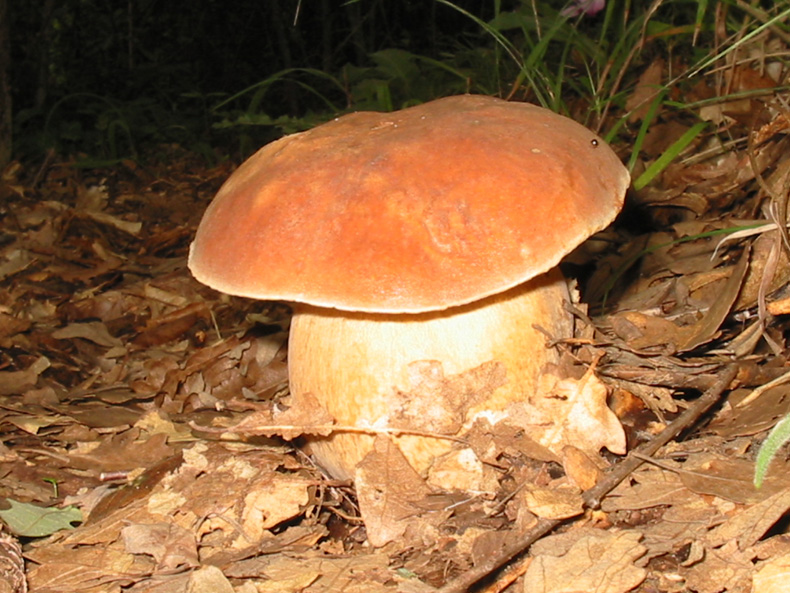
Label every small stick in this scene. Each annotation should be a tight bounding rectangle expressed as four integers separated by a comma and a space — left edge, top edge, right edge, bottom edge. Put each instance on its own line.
435, 363, 738, 593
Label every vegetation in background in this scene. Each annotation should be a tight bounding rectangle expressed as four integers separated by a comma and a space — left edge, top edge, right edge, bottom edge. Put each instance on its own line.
4, 0, 785, 165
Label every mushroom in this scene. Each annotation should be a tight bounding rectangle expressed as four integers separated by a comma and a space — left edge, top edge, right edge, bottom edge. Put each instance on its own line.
189, 95, 629, 486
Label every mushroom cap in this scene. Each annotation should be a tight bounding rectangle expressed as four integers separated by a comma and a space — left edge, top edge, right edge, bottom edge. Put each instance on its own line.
189, 95, 629, 313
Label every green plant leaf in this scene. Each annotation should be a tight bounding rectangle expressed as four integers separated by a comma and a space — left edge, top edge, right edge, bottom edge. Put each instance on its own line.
370, 49, 420, 87
754, 413, 790, 488
0, 499, 83, 537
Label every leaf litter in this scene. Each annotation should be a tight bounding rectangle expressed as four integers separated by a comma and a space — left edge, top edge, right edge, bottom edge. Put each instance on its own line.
3, 43, 790, 593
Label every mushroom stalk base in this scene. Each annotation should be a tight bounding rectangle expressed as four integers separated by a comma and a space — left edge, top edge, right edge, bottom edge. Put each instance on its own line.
288, 269, 572, 484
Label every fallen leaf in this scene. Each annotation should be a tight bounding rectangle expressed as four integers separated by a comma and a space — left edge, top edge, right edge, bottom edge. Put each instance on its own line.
65, 430, 174, 473
753, 552, 790, 593
355, 436, 434, 547
0, 356, 50, 396
679, 456, 790, 505
705, 484, 790, 550
626, 58, 665, 122
26, 544, 152, 592
602, 468, 696, 512
0, 500, 82, 537
186, 564, 235, 593
541, 366, 626, 456
520, 482, 583, 520
238, 477, 311, 540
708, 384, 790, 438
524, 529, 647, 593
561, 445, 604, 491
681, 539, 754, 593
426, 446, 491, 492
258, 549, 392, 593
52, 321, 123, 348
121, 522, 199, 570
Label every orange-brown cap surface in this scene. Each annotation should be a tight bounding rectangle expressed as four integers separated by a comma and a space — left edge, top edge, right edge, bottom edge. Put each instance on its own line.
189, 95, 629, 313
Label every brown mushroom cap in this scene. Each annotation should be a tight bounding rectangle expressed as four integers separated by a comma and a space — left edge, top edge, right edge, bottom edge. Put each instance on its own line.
189, 95, 629, 313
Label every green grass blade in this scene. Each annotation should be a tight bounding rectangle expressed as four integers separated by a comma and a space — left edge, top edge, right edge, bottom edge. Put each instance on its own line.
633, 121, 707, 191
627, 89, 666, 174
212, 68, 345, 113
437, 0, 554, 106
687, 6, 790, 78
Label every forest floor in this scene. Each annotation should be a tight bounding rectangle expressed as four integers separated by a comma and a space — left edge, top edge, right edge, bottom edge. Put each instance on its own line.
3, 57, 790, 593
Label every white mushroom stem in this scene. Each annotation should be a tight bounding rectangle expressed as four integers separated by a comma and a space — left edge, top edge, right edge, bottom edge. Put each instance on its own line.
287, 268, 572, 482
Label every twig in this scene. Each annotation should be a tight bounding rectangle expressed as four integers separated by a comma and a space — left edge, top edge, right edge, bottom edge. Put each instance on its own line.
736, 367, 790, 408
435, 363, 739, 593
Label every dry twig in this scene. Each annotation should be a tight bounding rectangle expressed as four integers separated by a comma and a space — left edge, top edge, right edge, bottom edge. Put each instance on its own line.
435, 363, 739, 593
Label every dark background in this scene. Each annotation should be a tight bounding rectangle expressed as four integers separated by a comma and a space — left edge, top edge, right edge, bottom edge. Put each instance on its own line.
1, 0, 716, 165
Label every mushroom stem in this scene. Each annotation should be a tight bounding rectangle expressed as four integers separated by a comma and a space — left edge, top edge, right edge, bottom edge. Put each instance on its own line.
288, 268, 572, 482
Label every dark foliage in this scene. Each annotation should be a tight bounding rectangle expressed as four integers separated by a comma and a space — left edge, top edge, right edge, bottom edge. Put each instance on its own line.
7, 0, 511, 161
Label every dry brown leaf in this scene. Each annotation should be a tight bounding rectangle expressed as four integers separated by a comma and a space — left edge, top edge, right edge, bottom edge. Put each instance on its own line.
679, 249, 749, 352
520, 482, 583, 520
0, 356, 49, 396
159, 444, 310, 548
679, 455, 790, 505
539, 366, 626, 456
720, 65, 780, 126
470, 420, 559, 464
602, 468, 696, 512
121, 522, 199, 570
426, 446, 493, 492
26, 543, 153, 592
705, 484, 790, 550
65, 430, 174, 473
355, 436, 434, 547
257, 550, 401, 593
0, 312, 30, 341
52, 321, 123, 348
736, 230, 790, 311
639, 498, 722, 563
256, 571, 319, 593
237, 478, 311, 542
608, 249, 746, 354
186, 565, 235, 593
4, 411, 65, 435
133, 302, 210, 348
708, 384, 790, 438
85, 455, 184, 527
626, 58, 665, 123
610, 310, 686, 351
753, 552, 790, 593
681, 539, 754, 593
561, 445, 604, 491
209, 525, 327, 573
0, 248, 33, 282
524, 529, 647, 593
